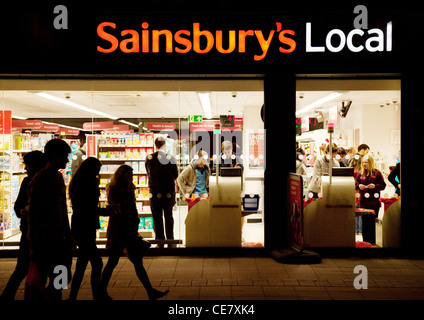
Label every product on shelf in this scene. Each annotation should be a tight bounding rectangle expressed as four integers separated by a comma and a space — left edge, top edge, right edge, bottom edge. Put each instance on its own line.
144, 217, 153, 229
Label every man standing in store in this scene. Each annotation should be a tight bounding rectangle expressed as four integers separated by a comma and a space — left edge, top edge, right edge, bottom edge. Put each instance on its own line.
71, 142, 86, 176
145, 136, 178, 247
26, 139, 74, 300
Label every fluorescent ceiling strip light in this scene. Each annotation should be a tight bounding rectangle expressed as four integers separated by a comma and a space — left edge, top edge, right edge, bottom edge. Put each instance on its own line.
197, 92, 213, 119
296, 92, 343, 116
118, 119, 139, 128
35, 92, 118, 120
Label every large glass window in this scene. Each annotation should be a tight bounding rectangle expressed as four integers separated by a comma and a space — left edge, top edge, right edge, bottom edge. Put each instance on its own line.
296, 79, 401, 248
0, 79, 264, 250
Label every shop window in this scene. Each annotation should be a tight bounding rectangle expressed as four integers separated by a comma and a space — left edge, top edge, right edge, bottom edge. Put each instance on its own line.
295, 79, 401, 249
0, 79, 264, 250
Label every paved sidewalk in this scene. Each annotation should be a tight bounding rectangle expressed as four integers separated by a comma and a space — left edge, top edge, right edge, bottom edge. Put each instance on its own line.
2, 255, 424, 300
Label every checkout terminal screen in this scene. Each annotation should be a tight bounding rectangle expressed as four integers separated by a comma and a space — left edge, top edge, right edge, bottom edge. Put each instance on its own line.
219, 167, 242, 177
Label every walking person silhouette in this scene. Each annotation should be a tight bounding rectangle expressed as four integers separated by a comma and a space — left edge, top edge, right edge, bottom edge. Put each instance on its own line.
68, 157, 107, 300
26, 139, 74, 300
100, 165, 168, 300
0, 151, 46, 300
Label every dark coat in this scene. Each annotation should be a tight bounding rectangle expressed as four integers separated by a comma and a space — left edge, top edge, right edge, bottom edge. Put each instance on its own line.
106, 188, 140, 249
70, 176, 102, 243
355, 170, 386, 209
145, 150, 178, 194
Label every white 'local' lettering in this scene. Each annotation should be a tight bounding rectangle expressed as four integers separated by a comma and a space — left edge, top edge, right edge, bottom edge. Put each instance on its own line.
306, 21, 392, 53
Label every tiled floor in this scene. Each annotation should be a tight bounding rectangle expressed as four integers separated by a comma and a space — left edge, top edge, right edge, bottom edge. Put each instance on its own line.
2, 255, 424, 300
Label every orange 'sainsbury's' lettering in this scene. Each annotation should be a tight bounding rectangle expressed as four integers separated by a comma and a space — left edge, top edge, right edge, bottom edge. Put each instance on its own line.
238, 30, 254, 53
120, 29, 139, 53
97, 22, 118, 53
193, 23, 214, 54
96, 21, 297, 60
279, 29, 296, 53
254, 30, 275, 61
152, 29, 173, 53
175, 30, 192, 53
216, 30, 236, 54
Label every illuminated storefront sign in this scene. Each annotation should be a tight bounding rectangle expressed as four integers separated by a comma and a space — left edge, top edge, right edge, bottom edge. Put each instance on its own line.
96, 6, 392, 60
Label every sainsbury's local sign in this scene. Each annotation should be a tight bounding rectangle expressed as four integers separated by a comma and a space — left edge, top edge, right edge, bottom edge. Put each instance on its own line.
92, 5, 393, 61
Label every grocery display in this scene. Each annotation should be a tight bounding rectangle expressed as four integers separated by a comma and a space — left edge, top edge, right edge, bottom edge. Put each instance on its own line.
93, 132, 158, 239
0, 133, 40, 239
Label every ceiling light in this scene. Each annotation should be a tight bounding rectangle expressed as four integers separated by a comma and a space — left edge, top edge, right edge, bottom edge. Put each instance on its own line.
118, 119, 139, 128
296, 92, 343, 116
197, 92, 212, 118
12, 115, 27, 120
35, 92, 118, 120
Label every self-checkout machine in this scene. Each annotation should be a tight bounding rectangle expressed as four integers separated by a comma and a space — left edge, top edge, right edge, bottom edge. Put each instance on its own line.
185, 121, 242, 247
303, 123, 356, 248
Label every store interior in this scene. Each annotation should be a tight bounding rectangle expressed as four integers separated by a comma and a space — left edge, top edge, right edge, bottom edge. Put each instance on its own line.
296, 79, 401, 248
0, 79, 265, 249
0, 78, 401, 250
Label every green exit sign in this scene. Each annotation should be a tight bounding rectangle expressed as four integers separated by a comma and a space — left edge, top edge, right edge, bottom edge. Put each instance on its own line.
188, 115, 203, 122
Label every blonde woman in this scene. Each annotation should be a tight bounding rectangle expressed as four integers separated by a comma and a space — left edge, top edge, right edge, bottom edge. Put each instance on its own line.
355, 155, 386, 245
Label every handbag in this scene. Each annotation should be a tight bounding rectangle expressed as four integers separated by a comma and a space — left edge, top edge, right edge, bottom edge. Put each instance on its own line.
134, 234, 152, 255
125, 234, 151, 257
24, 261, 47, 300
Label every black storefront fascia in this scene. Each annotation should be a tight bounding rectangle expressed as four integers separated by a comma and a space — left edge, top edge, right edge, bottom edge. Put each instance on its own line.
0, 2, 421, 257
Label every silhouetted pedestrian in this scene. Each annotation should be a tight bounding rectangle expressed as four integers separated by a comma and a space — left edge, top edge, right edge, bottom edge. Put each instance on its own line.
26, 139, 74, 300
0, 151, 46, 300
68, 157, 106, 300
100, 165, 168, 300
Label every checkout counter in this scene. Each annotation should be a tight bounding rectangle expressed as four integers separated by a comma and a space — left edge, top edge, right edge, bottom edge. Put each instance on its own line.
185, 167, 243, 247
303, 167, 356, 248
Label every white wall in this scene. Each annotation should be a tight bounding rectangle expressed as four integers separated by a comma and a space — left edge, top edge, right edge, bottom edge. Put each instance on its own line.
338, 102, 400, 169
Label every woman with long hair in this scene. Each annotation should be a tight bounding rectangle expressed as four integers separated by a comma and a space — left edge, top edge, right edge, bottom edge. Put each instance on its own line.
68, 157, 104, 300
100, 165, 168, 300
355, 155, 386, 245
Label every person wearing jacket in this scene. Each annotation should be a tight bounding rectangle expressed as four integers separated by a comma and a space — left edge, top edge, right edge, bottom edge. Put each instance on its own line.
145, 136, 178, 245
355, 154, 386, 245
388, 162, 401, 196
0, 151, 46, 300
26, 139, 74, 300
307, 143, 340, 199
177, 150, 210, 198
68, 157, 105, 300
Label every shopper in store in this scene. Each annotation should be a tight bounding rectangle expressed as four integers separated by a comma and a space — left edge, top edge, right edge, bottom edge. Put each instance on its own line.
68, 157, 106, 300
349, 144, 370, 172
100, 165, 168, 300
307, 143, 340, 199
0, 151, 46, 301
388, 162, 401, 197
212, 140, 243, 174
355, 154, 386, 245
145, 136, 178, 247
26, 139, 74, 300
177, 150, 210, 199
344, 146, 357, 166
296, 148, 307, 175
336, 147, 347, 167
71, 142, 86, 176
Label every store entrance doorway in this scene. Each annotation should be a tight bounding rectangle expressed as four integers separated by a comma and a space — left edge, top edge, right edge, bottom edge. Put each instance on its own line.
295, 78, 401, 249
